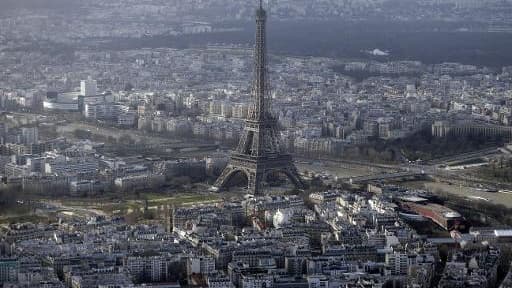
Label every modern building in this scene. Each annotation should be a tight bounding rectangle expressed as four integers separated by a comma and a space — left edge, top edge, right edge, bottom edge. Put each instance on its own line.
385, 252, 408, 275
125, 256, 169, 283
114, 173, 165, 192
0, 258, 18, 283
80, 77, 98, 97
43, 92, 81, 112
21, 127, 39, 145
187, 256, 216, 276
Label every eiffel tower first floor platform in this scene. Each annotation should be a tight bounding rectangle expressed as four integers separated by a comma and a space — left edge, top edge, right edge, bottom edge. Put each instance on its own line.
213, 153, 306, 195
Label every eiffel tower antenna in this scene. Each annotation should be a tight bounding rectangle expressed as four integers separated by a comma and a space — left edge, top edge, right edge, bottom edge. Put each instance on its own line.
214, 2, 305, 195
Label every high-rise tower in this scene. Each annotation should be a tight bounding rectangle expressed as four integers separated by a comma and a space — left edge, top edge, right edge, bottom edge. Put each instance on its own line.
214, 0, 305, 195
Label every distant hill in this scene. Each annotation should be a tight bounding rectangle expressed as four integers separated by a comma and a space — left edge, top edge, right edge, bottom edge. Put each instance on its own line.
97, 20, 512, 68
0, 0, 81, 10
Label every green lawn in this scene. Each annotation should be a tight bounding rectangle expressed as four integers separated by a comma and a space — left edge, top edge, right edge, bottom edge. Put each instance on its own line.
148, 194, 220, 205
28, 192, 221, 216
0, 214, 48, 225
100, 193, 221, 214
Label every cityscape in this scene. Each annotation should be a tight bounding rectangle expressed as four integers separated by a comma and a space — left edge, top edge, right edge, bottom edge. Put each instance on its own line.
2, 0, 512, 287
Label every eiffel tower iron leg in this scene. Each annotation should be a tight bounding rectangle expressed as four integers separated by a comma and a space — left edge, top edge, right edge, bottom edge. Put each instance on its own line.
247, 171, 263, 195
214, 165, 243, 191
284, 165, 306, 189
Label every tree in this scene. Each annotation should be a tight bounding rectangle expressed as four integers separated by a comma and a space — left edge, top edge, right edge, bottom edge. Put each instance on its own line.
73, 129, 92, 140
125, 210, 142, 225
124, 82, 134, 92
118, 134, 135, 145
169, 176, 191, 188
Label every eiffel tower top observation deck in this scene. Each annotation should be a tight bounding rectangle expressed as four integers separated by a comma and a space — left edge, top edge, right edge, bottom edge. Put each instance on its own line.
249, 0, 270, 122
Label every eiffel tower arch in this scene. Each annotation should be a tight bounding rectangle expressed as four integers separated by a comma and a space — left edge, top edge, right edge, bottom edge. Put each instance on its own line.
215, 155, 305, 194
214, 1, 305, 195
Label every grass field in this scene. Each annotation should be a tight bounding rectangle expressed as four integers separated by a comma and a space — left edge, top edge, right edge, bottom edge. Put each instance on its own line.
100, 193, 222, 214
0, 214, 48, 225
403, 181, 512, 208
19, 192, 223, 220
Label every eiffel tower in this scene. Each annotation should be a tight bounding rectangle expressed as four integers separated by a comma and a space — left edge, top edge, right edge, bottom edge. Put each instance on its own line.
214, 0, 305, 195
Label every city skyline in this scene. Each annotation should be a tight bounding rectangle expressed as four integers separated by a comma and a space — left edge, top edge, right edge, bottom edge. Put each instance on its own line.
2, 1, 512, 288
